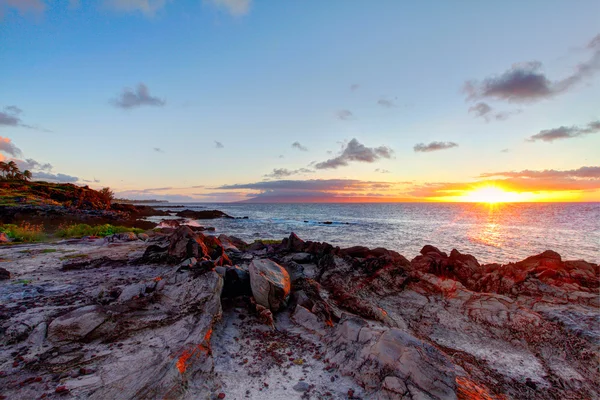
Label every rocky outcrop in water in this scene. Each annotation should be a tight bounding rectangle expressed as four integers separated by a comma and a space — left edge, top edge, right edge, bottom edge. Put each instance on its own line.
0, 232, 597, 399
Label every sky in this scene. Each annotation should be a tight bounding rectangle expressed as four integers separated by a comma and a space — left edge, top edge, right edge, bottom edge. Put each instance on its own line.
1, 0, 599, 202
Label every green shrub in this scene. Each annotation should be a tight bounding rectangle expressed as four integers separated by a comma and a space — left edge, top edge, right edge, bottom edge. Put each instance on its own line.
55, 223, 144, 238
0, 223, 47, 242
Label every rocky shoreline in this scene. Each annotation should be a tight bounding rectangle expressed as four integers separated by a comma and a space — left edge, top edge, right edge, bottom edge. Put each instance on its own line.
0, 226, 598, 399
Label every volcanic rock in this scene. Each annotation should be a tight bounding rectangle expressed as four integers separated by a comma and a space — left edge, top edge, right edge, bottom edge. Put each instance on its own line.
249, 259, 291, 311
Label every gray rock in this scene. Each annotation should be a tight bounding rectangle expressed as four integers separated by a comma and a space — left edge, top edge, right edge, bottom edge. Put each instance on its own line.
47, 305, 108, 343
137, 233, 149, 241
292, 305, 326, 335
291, 252, 312, 263
117, 283, 146, 302
116, 232, 138, 242
249, 259, 291, 311
293, 381, 310, 392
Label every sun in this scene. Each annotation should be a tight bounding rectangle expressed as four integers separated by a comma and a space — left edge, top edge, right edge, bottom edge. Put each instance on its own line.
461, 185, 521, 203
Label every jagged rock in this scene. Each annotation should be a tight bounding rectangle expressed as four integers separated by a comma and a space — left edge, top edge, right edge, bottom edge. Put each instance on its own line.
249, 259, 291, 311
291, 252, 312, 263
0, 266, 10, 280
292, 305, 326, 335
0, 232, 10, 243
137, 233, 149, 241
168, 226, 210, 261
328, 315, 456, 399
223, 266, 251, 298
115, 232, 138, 241
47, 305, 108, 343
283, 232, 305, 252
117, 283, 146, 302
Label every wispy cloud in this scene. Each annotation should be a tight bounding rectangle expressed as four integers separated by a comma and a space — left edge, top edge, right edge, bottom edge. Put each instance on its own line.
153, 147, 164, 153
215, 141, 224, 149
206, 0, 251, 16
263, 168, 313, 179
464, 33, 600, 103
0, 105, 45, 130
527, 120, 600, 142
377, 98, 395, 108
0, 0, 45, 16
413, 141, 458, 153
350, 84, 360, 91
111, 83, 165, 109
32, 171, 78, 183
314, 138, 394, 169
16, 158, 52, 172
104, 0, 168, 17
0, 136, 23, 157
479, 166, 600, 179
375, 168, 391, 174
336, 109, 354, 120
291, 141, 308, 151
468, 102, 521, 122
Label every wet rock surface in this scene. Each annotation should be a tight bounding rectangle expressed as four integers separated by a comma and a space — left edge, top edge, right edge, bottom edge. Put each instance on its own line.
0, 231, 598, 399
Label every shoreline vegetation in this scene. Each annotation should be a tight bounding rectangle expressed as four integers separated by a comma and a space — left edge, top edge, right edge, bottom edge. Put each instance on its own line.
0, 181, 598, 399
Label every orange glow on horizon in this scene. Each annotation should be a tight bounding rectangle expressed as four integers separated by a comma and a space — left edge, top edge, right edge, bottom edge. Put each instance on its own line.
428, 184, 584, 203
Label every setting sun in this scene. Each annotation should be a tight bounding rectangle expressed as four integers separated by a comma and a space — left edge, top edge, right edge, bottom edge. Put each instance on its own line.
461, 186, 522, 203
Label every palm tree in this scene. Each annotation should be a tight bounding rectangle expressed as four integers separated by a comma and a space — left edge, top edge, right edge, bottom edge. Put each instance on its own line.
23, 170, 33, 181
0, 161, 8, 180
6, 161, 18, 180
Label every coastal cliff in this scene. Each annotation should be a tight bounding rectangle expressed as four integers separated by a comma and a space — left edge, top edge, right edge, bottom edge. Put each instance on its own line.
0, 226, 598, 399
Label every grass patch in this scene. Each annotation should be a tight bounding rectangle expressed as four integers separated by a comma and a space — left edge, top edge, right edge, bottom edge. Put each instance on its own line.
55, 223, 144, 238
256, 239, 282, 245
0, 223, 47, 243
59, 253, 89, 261
41, 248, 58, 253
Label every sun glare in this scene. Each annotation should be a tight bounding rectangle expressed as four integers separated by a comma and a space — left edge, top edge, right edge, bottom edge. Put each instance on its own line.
460, 186, 522, 203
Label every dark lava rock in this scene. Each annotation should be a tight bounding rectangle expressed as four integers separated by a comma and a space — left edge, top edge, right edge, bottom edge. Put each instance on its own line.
175, 209, 233, 219
0, 267, 10, 280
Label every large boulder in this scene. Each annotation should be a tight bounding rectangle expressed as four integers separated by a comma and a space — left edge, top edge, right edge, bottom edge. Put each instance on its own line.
167, 226, 210, 261
47, 305, 108, 343
249, 259, 291, 311
0, 266, 10, 280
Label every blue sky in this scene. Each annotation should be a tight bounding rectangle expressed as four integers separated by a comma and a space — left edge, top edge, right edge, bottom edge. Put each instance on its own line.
1, 0, 599, 202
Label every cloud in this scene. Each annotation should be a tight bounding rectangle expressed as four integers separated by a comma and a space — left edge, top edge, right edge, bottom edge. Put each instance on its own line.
468, 102, 521, 122
350, 84, 360, 91
375, 168, 391, 174
206, 0, 251, 16
153, 147, 164, 153
336, 109, 354, 120
413, 141, 458, 153
263, 168, 313, 179
314, 138, 394, 170
527, 120, 600, 142
0, 136, 23, 157
215, 141, 224, 149
464, 34, 600, 103
377, 98, 395, 108
0, 0, 45, 16
32, 171, 78, 183
111, 83, 165, 109
479, 166, 600, 179
104, 0, 168, 16
500, 148, 510, 153
219, 178, 394, 192
16, 158, 52, 172
291, 141, 308, 151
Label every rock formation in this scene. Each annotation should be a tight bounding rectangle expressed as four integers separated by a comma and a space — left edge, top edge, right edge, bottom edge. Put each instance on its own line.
0, 231, 597, 399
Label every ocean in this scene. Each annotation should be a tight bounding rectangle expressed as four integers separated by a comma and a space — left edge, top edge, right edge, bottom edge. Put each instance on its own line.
147, 202, 600, 264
